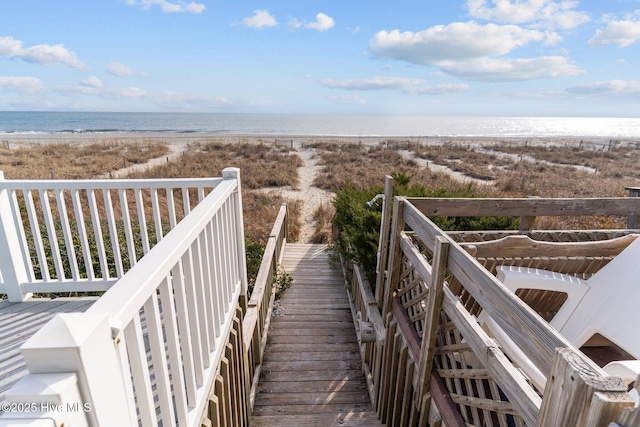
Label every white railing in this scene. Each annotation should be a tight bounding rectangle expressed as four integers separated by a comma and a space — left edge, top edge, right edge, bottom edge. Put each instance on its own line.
0, 168, 248, 427
0, 171, 222, 300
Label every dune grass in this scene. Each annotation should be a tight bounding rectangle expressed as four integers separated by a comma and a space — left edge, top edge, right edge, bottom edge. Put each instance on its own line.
0, 139, 170, 179
124, 141, 304, 245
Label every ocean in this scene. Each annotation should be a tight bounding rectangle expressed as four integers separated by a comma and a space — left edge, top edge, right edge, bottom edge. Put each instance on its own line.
0, 111, 639, 138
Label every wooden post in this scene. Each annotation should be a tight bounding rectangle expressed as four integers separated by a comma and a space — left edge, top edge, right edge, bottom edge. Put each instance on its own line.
0, 171, 31, 301
382, 197, 405, 320
614, 374, 640, 426
415, 237, 449, 416
519, 196, 539, 233
625, 187, 640, 229
375, 175, 394, 309
519, 215, 536, 233
536, 347, 633, 427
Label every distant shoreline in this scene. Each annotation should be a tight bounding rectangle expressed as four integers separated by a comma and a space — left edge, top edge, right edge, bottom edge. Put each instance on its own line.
2, 132, 639, 150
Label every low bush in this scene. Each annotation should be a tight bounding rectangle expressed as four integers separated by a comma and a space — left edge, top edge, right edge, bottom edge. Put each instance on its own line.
332, 177, 520, 288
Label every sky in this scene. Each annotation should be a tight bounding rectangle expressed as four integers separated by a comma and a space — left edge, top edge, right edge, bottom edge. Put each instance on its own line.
0, 0, 639, 116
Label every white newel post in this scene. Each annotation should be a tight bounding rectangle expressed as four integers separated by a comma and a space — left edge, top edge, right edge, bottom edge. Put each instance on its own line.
0, 171, 31, 302
1, 373, 89, 426
223, 167, 248, 300
17, 313, 135, 427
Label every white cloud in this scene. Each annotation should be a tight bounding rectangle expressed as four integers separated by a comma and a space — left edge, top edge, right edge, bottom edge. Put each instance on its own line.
465, 0, 590, 30
327, 94, 367, 105
320, 76, 426, 90
0, 76, 46, 94
56, 83, 228, 108
106, 62, 141, 76
157, 91, 228, 109
566, 80, 640, 95
288, 18, 303, 29
305, 13, 335, 32
290, 13, 335, 31
370, 22, 545, 65
57, 85, 147, 99
0, 37, 22, 57
0, 36, 85, 69
588, 12, 640, 47
320, 76, 469, 95
440, 56, 583, 81
404, 84, 470, 95
243, 10, 277, 29
369, 21, 583, 82
125, 0, 205, 14
81, 76, 103, 88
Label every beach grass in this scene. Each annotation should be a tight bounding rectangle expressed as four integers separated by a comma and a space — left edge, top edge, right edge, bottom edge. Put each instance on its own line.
123, 140, 304, 245
0, 139, 170, 180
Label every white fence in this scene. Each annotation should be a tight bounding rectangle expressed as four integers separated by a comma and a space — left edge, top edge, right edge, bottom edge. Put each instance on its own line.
0, 171, 222, 300
0, 168, 248, 426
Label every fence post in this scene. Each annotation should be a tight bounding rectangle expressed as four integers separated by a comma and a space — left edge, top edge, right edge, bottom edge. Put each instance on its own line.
536, 347, 633, 427
223, 167, 248, 311
382, 197, 405, 320
0, 171, 31, 302
19, 313, 136, 426
416, 237, 449, 419
625, 187, 640, 229
375, 175, 394, 309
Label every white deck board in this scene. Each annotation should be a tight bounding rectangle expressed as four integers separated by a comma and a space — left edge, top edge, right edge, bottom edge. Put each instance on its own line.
0, 296, 98, 403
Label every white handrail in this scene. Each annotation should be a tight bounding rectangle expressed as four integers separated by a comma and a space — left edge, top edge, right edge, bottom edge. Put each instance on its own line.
1, 168, 248, 427
0, 175, 224, 300
88, 178, 237, 335
0, 177, 222, 191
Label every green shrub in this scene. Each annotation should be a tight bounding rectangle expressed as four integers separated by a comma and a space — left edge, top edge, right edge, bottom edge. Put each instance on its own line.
245, 237, 264, 296
331, 178, 519, 290
22, 219, 265, 299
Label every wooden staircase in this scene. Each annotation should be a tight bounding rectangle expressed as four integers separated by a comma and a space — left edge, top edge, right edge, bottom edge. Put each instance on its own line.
250, 244, 384, 426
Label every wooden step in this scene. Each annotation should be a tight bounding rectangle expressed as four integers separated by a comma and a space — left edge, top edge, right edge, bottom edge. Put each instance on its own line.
250, 411, 384, 426
250, 243, 384, 426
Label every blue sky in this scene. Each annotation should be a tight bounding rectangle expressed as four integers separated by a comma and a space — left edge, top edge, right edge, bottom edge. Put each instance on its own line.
1, 0, 639, 116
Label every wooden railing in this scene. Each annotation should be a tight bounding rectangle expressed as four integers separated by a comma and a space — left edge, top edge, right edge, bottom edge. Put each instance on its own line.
242, 204, 288, 411
346, 177, 640, 426
0, 171, 221, 300
0, 168, 251, 427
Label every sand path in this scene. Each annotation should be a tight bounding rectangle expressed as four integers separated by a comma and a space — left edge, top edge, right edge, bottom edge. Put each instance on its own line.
262, 144, 334, 243
397, 149, 492, 186
99, 143, 186, 179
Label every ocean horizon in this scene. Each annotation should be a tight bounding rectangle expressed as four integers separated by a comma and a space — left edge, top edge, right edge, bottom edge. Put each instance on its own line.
1, 111, 639, 139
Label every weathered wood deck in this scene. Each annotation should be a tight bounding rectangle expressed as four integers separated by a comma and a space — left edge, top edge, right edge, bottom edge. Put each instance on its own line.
250, 244, 383, 426
0, 297, 98, 403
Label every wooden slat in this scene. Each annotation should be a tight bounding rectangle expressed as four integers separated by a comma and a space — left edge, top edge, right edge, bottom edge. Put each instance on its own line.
441, 286, 542, 426
461, 234, 637, 258
403, 202, 579, 376
251, 243, 383, 426
391, 297, 467, 427
408, 197, 640, 217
